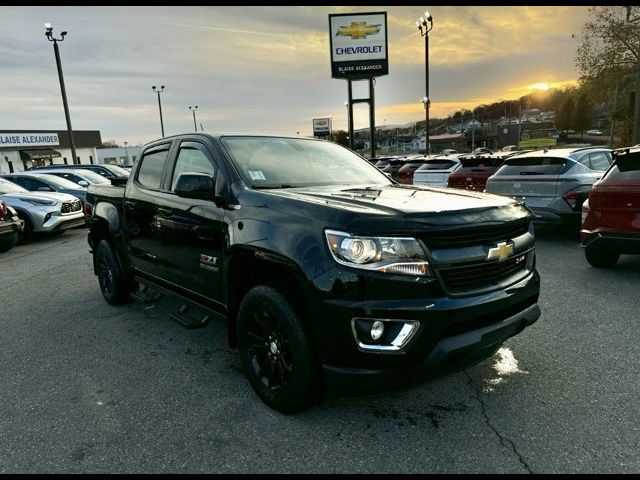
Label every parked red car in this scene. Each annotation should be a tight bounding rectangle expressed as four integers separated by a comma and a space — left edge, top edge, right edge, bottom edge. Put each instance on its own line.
396, 156, 430, 184
447, 151, 531, 192
581, 147, 640, 267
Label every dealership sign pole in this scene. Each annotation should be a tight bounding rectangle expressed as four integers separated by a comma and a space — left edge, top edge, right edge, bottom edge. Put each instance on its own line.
329, 12, 388, 158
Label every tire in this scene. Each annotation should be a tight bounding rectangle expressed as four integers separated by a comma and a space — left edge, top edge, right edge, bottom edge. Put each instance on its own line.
0, 231, 18, 253
95, 239, 130, 305
237, 285, 322, 413
17, 214, 33, 245
585, 244, 619, 268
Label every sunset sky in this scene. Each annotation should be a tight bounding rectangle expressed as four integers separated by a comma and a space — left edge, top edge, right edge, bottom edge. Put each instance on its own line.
1, 6, 590, 145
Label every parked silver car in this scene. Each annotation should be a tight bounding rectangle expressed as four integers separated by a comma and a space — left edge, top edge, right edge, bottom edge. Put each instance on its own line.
0, 178, 85, 243
34, 168, 110, 187
485, 146, 613, 226
2, 173, 87, 203
412, 154, 463, 188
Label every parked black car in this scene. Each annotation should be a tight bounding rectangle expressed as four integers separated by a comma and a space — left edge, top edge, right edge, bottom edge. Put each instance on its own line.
85, 134, 541, 413
0, 202, 24, 253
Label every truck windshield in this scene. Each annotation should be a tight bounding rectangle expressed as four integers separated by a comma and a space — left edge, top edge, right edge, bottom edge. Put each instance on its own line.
220, 136, 391, 189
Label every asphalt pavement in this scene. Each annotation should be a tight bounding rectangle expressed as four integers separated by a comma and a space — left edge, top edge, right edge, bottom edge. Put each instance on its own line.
0, 226, 638, 473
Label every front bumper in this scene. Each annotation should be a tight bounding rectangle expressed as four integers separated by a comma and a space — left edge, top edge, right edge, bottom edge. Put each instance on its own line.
309, 269, 540, 396
324, 303, 540, 395
38, 211, 86, 233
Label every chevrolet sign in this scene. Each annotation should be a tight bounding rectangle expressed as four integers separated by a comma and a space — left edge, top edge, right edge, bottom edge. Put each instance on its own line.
329, 12, 388, 79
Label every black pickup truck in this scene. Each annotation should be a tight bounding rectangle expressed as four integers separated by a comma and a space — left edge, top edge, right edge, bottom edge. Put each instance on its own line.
85, 133, 541, 413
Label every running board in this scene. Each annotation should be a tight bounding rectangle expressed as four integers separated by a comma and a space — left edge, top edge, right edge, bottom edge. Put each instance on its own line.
169, 304, 211, 329
130, 284, 162, 303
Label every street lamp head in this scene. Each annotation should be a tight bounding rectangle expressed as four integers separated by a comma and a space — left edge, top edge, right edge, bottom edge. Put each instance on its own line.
45, 23, 52, 33
419, 16, 425, 26
61, 31, 67, 37
424, 10, 433, 22
160, 85, 165, 90
416, 20, 422, 30
152, 85, 156, 91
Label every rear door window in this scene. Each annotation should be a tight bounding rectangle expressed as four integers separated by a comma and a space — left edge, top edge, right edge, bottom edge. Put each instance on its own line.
136, 148, 170, 190
497, 157, 566, 175
419, 160, 457, 170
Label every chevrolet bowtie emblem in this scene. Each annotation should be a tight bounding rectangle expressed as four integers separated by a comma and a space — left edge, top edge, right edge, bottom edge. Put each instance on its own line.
487, 241, 514, 262
336, 22, 381, 39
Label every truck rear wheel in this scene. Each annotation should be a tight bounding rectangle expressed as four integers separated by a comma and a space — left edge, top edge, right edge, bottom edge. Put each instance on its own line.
237, 285, 322, 413
96, 239, 130, 305
585, 245, 619, 268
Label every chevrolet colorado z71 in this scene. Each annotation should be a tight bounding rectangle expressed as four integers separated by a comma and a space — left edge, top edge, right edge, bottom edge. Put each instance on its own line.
86, 134, 541, 413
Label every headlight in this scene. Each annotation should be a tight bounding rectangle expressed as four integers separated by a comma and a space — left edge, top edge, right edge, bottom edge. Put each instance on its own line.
325, 229, 430, 276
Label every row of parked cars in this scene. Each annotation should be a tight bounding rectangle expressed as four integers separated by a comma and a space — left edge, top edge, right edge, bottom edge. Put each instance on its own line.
0, 163, 130, 253
372, 145, 640, 268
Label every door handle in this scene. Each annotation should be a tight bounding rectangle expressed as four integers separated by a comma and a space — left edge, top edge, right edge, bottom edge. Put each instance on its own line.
192, 225, 216, 240
124, 200, 137, 210
158, 207, 173, 216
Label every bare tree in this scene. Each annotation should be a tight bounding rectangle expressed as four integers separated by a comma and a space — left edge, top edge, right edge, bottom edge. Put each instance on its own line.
574, 6, 640, 143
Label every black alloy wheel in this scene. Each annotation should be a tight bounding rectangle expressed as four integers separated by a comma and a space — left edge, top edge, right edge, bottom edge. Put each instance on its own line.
96, 239, 129, 305
238, 285, 322, 413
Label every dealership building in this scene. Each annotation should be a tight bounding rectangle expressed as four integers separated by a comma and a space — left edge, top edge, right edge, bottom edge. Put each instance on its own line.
0, 130, 102, 174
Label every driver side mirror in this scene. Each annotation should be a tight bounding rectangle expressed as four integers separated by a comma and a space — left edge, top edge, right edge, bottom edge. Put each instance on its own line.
175, 173, 216, 202
78, 180, 89, 187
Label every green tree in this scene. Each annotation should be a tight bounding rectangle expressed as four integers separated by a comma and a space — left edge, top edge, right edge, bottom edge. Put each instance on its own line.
556, 97, 576, 131
574, 94, 593, 138
574, 6, 640, 143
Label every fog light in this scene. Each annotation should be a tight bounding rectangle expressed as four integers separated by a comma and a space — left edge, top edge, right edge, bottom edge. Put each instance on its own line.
371, 320, 384, 341
44, 213, 52, 223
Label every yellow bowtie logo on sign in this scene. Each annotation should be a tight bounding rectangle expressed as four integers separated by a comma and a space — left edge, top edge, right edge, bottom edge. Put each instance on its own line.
336, 22, 381, 39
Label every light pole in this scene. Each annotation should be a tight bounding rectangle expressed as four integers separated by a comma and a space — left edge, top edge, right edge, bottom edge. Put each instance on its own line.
189, 105, 199, 131
417, 11, 434, 154
123, 141, 129, 166
45, 23, 78, 165
152, 85, 165, 137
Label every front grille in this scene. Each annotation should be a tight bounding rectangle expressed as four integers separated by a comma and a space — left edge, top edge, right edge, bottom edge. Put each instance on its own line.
438, 251, 530, 294
61, 200, 82, 214
420, 222, 529, 249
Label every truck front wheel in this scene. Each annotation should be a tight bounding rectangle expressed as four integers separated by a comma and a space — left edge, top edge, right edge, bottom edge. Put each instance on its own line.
96, 239, 130, 305
237, 285, 322, 413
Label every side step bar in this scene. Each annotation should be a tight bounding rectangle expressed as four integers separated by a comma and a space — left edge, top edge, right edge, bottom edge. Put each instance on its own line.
169, 304, 211, 329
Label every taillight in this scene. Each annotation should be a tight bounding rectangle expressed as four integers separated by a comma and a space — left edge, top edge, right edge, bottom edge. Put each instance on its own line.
581, 199, 590, 225
0, 202, 6, 219
562, 191, 581, 210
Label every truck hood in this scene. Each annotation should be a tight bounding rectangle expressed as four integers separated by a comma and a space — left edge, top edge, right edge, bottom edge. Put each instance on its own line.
260, 184, 515, 216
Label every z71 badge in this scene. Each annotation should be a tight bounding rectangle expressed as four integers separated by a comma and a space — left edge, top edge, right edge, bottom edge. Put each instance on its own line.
199, 254, 219, 272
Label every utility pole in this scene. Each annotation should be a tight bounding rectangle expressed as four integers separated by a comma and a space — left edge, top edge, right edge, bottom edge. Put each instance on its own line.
189, 105, 198, 131
45, 23, 78, 165
152, 86, 165, 137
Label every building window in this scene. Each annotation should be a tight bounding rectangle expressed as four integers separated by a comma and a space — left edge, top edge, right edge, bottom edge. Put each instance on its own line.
76, 156, 81, 164
63, 157, 68, 164
8, 161, 14, 173
89, 155, 94, 164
